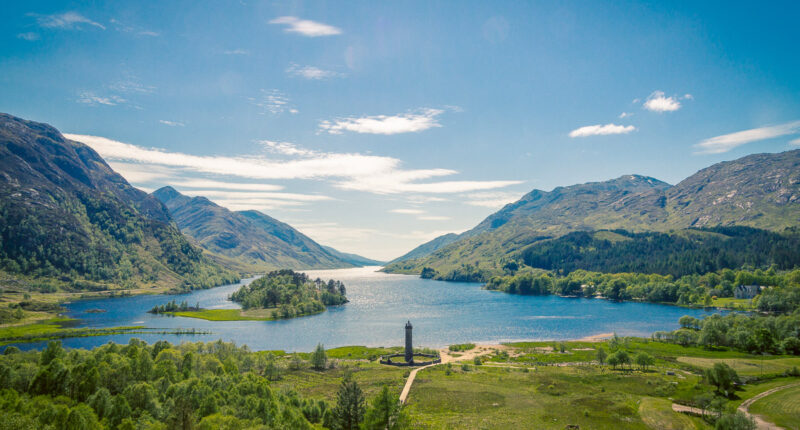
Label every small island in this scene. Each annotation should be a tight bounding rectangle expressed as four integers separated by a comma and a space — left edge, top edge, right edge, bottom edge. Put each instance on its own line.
150, 270, 349, 321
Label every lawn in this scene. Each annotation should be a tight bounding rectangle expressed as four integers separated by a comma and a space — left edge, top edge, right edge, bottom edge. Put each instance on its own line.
274, 360, 407, 402
748, 384, 800, 429
711, 297, 755, 310
638, 397, 710, 430
169, 308, 274, 321
676, 356, 800, 376
404, 363, 703, 429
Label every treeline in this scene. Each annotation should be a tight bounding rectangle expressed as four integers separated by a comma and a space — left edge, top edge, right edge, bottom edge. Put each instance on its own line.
519, 227, 800, 278
485, 267, 800, 309
230, 270, 348, 319
0, 191, 237, 293
0, 339, 406, 429
655, 312, 800, 355
148, 300, 200, 314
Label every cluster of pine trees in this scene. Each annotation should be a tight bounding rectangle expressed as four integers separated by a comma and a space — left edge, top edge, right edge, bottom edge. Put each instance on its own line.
519, 227, 800, 277
229, 270, 348, 319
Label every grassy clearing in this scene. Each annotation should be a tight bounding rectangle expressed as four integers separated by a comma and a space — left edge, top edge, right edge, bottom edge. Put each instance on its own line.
711, 297, 755, 310
676, 356, 800, 376
638, 397, 709, 430
168, 308, 274, 321
0, 317, 197, 345
275, 361, 407, 402
404, 363, 704, 429
749, 384, 800, 429
325, 346, 402, 360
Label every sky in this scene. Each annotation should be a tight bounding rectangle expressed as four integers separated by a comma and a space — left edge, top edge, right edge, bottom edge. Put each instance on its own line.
1, 1, 800, 260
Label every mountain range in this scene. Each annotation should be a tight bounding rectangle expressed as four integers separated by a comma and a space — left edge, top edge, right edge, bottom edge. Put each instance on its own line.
385, 150, 800, 276
0, 113, 236, 291
152, 186, 382, 271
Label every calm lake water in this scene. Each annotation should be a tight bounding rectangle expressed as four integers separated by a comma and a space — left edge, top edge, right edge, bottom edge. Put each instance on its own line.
10, 267, 721, 352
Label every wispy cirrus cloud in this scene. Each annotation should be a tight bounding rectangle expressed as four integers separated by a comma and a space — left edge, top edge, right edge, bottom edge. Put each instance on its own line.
464, 191, 521, 208
250, 89, 297, 115
287, 63, 341, 80
77, 91, 126, 106
418, 215, 451, 221
643, 90, 683, 112
223, 48, 249, 55
790, 137, 800, 146
32, 12, 105, 30
269, 16, 341, 37
259, 140, 316, 157
569, 123, 636, 138
694, 120, 800, 154
319, 108, 444, 135
17, 32, 40, 41
390, 209, 425, 215
159, 120, 184, 127
64, 134, 521, 196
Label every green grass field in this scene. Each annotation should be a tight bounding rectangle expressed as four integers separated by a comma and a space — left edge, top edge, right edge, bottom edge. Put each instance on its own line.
169, 308, 273, 321
676, 356, 800, 376
749, 384, 800, 429
711, 297, 755, 310
404, 363, 704, 429
638, 397, 709, 430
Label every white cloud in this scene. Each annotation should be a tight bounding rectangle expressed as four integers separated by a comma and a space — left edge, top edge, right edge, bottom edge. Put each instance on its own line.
223, 48, 249, 55
159, 120, 184, 127
65, 133, 521, 196
259, 140, 316, 157
643, 90, 681, 112
464, 191, 521, 208
138, 30, 159, 37
33, 12, 105, 30
569, 123, 636, 138
77, 91, 126, 106
287, 63, 340, 80
694, 120, 800, 154
790, 137, 800, 146
17, 32, 39, 41
269, 16, 341, 37
250, 89, 295, 115
391, 209, 425, 215
619, 112, 632, 119
418, 216, 451, 221
169, 179, 283, 192
106, 162, 173, 183
320, 108, 444, 135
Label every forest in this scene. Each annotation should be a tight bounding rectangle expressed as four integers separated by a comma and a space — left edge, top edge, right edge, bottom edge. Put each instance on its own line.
0, 339, 403, 430
519, 227, 800, 277
229, 270, 348, 319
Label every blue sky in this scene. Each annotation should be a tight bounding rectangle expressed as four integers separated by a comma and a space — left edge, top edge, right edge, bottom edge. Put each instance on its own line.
2, 1, 799, 260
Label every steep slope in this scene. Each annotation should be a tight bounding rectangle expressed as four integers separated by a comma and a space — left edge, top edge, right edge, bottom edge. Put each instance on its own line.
152, 187, 358, 270
385, 150, 800, 276
665, 150, 800, 229
0, 113, 236, 290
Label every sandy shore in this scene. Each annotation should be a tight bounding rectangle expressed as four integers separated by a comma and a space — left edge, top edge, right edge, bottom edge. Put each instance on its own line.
574, 332, 615, 342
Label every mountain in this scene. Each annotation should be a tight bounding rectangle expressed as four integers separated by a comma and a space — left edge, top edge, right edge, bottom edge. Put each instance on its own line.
321, 246, 385, 267
385, 150, 800, 276
0, 113, 236, 291
152, 187, 370, 270
387, 233, 460, 265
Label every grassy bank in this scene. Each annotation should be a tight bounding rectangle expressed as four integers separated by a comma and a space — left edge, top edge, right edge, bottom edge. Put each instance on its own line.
162, 306, 327, 321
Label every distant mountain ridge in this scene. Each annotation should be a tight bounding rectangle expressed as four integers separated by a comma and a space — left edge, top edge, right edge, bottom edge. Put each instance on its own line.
153, 186, 376, 270
385, 150, 800, 275
0, 113, 236, 290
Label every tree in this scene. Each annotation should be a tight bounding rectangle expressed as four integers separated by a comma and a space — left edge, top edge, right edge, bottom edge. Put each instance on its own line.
715, 411, 756, 430
705, 363, 740, 397
634, 352, 655, 371
363, 386, 408, 430
311, 343, 327, 371
596, 347, 607, 365
332, 374, 365, 430
615, 350, 631, 370
607, 354, 620, 370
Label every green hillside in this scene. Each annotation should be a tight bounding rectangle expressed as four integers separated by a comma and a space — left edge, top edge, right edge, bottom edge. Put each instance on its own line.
0, 114, 236, 293
153, 187, 360, 271
385, 151, 800, 277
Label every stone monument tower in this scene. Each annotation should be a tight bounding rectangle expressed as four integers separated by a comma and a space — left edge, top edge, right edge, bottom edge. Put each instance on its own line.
404, 320, 413, 363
